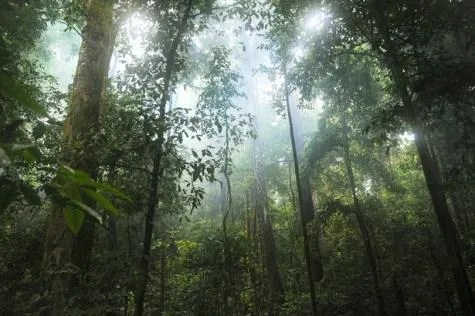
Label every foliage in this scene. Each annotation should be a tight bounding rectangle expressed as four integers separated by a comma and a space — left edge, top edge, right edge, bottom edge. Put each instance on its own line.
1, 0, 475, 315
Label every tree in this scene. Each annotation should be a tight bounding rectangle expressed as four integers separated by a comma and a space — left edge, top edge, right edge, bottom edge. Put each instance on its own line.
42, 1, 117, 313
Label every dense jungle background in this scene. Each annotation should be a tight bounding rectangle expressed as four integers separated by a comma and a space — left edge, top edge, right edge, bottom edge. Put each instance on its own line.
1, 0, 475, 315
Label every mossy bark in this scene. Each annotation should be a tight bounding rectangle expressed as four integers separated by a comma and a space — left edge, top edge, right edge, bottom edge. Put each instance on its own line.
42, 1, 116, 314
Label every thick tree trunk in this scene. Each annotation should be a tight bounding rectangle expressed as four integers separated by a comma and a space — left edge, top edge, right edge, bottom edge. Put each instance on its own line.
392, 276, 407, 316
252, 140, 284, 314
254, 187, 285, 315
42, 1, 116, 314
134, 1, 193, 314
428, 230, 457, 315
342, 110, 387, 316
283, 63, 318, 316
413, 129, 475, 315
428, 137, 469, 234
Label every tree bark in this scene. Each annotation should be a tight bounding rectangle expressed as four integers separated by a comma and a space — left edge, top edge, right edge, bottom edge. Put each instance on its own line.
428, 230, 457, 315
341, 110, 387, 316
392, 276, 407, 316
222, 114, 236, 315
42, 1, 116, 314
107, 162, 118, 250
283, 62, 318, 316
158, 241, 167, 315
134, 1, 193, 314
254, 186, 285, 315
252, 139, 285, 315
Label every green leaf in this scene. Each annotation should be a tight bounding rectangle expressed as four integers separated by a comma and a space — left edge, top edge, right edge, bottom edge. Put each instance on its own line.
18, 181, 41, 206
22, 146, 42, 163
0, 177, 18, 211
82, 188, 118, 216
70, 199, 103, 224
66, 182, 81, 200
32, 121, 46, 139
92, 182, 132, 203
0, 71, 48, 117
0, 147, 11, 167
59, 164, 76, 175
59, 165, 92, 184
64, 207, 85, 234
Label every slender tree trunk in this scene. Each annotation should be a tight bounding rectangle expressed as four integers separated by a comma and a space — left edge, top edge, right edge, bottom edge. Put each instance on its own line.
134, 1, 193, 315
42, 1, 116, 314
283, 62, 318, 316
392, 276, 407, 316
371, 4, 475, 314
158, 241, 167, 315
107, 162, 118, 250
246, 190, 251, 239
222, 114, 235, 315
341, 110, 387, 316
250, 198, 259, 315
244, 190, 253, 315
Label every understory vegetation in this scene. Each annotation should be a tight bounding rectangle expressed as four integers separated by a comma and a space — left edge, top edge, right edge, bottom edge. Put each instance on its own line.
1, 0, 474, 315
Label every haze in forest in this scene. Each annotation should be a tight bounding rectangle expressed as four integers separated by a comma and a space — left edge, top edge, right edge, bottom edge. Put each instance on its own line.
1, 1, 474, 315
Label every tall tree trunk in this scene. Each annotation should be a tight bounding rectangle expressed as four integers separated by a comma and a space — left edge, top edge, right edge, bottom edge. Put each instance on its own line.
289, 89, 324, 284
134, 1, 193, 315
251, 192, 261, 315
222, 114, 236, 315
158, 241, 167, 315
398, 56, 474, 316
428, 137, 468, 234
254, 185, 285, 315
283, 62, 318, 316
371, 4, 475, 314
42, 1, 116, 314
252, 142, 285, 314
428, 230, 457, 315
392, 276, 407, 316
341, 110, 387, 316
107, 162, 118, 249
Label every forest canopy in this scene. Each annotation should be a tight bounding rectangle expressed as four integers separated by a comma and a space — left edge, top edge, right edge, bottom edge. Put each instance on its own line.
1, 0, 474, 315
